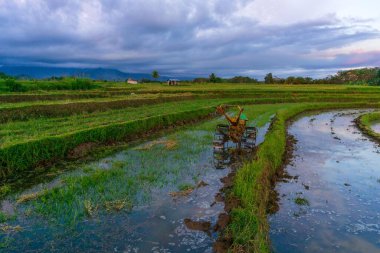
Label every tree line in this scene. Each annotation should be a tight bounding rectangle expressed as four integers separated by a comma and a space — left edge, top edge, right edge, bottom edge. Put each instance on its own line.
263, 68, 380, 85
1, 67, 380, 90
193, 73, 259, 83
192, 68, 380, 85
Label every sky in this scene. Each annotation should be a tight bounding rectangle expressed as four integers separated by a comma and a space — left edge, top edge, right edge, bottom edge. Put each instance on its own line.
0, 0, 380, 78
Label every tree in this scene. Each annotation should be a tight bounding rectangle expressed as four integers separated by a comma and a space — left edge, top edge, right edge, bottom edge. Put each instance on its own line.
0, 72, 11, 79
229, 76, 258, 83
264, 73, 274, 84
369, 69, 380, 86
193, 78, 209, 83
4, 79, 24, 92
209, 73, 217, 83
70, 78, 94, 90
152, 70, 159, 80
285, 76, 296, 84
304, 77, 313, 84
209, 73, 222, 83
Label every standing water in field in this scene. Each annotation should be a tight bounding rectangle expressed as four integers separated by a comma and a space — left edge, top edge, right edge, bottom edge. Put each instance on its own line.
371, 120, 380, 134
0, 119, 270, 253
270, 110, 380, 253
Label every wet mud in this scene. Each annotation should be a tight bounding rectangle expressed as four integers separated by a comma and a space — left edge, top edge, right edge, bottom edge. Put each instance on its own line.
270, 110, 380, 253
184, 219, 211, 232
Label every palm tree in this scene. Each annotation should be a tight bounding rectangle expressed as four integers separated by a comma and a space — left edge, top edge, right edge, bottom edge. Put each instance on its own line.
152, 70, 159, 81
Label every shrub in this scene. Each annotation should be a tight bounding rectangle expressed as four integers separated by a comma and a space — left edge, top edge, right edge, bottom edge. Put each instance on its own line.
4, 79, 25, 92
0, 185, 11, 198
0, 72, 11, 79
70, 78, 95, 90
369, 70, 380, 86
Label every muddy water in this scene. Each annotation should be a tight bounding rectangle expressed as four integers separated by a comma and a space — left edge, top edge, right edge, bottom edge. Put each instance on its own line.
372, 121, 380, 134
0, 120, 270, 253
270, 110, 380, 253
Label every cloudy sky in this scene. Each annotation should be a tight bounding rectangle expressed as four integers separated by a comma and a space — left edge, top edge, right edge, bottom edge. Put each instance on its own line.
1, 0, 380, 78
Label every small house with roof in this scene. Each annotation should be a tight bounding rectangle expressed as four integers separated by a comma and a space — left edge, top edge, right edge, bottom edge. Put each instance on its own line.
167, 79, 180, 86
127, 78, 138, 84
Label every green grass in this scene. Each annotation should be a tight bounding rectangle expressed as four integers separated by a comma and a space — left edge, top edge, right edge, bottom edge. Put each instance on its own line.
33, 167, 136, 225
0, 96, 294, 179
0, 78, 99, 92
0, 210, 16, 223
0, 99, 227, 148
178, 183, 195, 191
3, 89, 380, 123
24, 122, 212, 224
0, 105, 217, 179
0, 93, 205, 123
0, 93, 186, 109
3, 81, 380, 96
0, 212, 8, 223
2, 82, 380, 124
0, 185, 11, 198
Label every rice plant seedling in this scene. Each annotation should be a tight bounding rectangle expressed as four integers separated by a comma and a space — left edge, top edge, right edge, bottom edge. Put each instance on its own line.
294, 197, 309, 206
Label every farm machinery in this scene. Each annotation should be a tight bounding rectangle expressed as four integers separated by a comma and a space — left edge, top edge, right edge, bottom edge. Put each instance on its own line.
213, 105, 257, 168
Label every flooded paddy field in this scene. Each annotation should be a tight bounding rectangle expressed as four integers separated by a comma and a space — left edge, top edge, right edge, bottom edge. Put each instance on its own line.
372, 121, 380, 134
0, 115, 271, 252
270, 110, 380, 253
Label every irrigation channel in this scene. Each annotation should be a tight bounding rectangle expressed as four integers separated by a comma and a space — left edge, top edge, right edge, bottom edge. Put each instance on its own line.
270, 110, 380, 253
0, 117, 270, 252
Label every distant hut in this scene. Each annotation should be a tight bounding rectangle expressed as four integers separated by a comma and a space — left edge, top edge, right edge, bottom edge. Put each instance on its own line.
167, 79, 180, 86
127, 78, 138, 84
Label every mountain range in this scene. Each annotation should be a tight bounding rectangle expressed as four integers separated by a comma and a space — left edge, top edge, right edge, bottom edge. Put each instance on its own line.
0, 66, 175, 81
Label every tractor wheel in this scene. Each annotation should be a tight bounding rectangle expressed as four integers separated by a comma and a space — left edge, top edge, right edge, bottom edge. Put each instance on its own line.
213, 124, 229, 150
241, 126, 257, 149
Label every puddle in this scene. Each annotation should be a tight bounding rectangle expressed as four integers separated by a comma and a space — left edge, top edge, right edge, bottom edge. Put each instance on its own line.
0, 118, 271, 252
269, 110, 380, 253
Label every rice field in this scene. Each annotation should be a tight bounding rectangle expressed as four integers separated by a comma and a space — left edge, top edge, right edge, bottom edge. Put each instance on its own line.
1, 81, 380, 252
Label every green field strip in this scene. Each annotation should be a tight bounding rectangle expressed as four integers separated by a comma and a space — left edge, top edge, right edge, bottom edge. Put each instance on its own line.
2, 90, 380, 123
0, 107, 215, 179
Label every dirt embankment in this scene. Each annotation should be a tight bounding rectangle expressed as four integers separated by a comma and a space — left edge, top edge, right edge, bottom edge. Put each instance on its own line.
267, 135, 297, 215
355, 113, 380, 145
179, 149, 252, 253
213, 150, 256, 253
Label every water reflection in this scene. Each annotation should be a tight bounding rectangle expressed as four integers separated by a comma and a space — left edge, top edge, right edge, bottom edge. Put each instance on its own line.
270, 110, 380, 253
372, 121, 380, 134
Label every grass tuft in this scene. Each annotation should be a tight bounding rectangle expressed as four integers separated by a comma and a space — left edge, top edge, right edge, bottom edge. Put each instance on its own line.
294, 197, 309, 206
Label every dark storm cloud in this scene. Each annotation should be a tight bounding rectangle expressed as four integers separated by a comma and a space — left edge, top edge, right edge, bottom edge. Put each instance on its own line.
0, 0, 379, 77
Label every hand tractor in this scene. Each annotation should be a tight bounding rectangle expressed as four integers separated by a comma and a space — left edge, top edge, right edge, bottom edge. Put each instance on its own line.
213, 105, 257, 168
